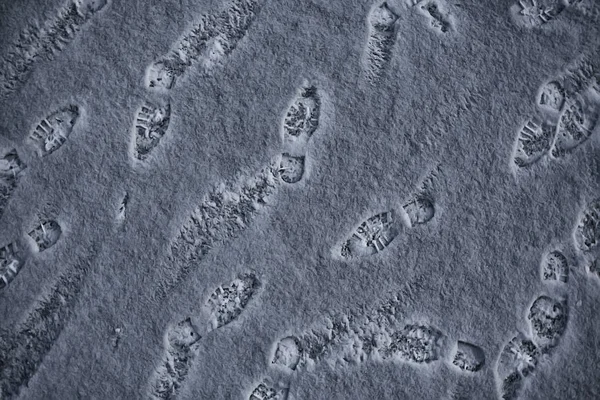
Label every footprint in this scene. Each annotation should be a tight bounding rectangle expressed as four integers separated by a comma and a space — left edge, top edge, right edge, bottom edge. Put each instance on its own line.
201, 0, 263, 73
540, 250, 569, 283
204, 273, 260, 331
526, 295, 568, 351
271, 336, 302, 371
0, 1, 109, 97
450, 340, 485, 372
550, 96, 599, 158
401, 197, 435, 227
29, 105, 79, 157
27, 220, 62, 252
339, 210, 400, 259
500, 371, 525, 400
264, 275, 446, 385
363, 2, 399, 83
337, 187, 436, 259
562, 56, 596, 98
537, 80, 566, 113
290, 317, 446, 371
279, 84, 321, 184
573, 198, 600, 253
0, 242, 24, 291
278, 154, 305, 184
0, 255, 92, 399
282, 84, 321, 146
586, 257, 600, 281
146, 0, 263, 89
0, 149, 26, 218
149, 318, 201, 400
379, 324, 443, 364
495, 334, 539, 400
247, 378, 289, 400
417, 0, 452, 33
176, 15, 219, 65
146, 59, 181, 90
0, 149, 26, 178
510, 0, 566, 28
131, 101, 171, 161
511, 117, 555, 169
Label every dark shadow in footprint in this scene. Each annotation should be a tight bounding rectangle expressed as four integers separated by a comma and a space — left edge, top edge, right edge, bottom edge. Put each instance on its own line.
27, 220, 62, 252
340, 211, 400, 259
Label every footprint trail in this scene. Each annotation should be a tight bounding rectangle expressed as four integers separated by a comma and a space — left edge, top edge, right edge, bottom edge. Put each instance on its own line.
160, 85, 322, 297
148, 273, 261, 399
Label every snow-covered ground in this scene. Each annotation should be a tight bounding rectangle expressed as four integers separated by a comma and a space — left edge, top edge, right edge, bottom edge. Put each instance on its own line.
0, 0, 599, 398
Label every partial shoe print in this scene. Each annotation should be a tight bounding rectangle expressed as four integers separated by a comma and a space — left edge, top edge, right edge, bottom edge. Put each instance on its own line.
131, 101, 171, 162
417, 0, 453, 33
146, 0, 264, 89
586, 257, 600, 281
205, 273, 260, 332
379, 324, 444, 364
511, 117, 555, 169
279, 83, 321, 185
247, 378, 289, 400
0, 149, 26, 219
573, 198, 600, 253
401, 196, 435, 227
116, 192, 129, 223
0, 0, 109, 97
271, 336, 302, 371
550, 96, 599, 158
510, 0, 567, 28
29, 105, 79, 157
363, 2, 399, 84
537, 80, 566, 113
562, 55, 597, 99
450, 340, 486, 372
0, 242, 25, 291
282, 85, 320, 145
27, 220, 62, 252
526, 295, 568, 351
339, 211, 400, 259
495, 334, 539, 400
0, 255, 95, 399
540, 250, 569, 283
148, 318, 202, 400
278, 154, 305, 184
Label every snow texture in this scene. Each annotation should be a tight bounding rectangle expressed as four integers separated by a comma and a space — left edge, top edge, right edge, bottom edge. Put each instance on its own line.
0, 0, 599, 398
